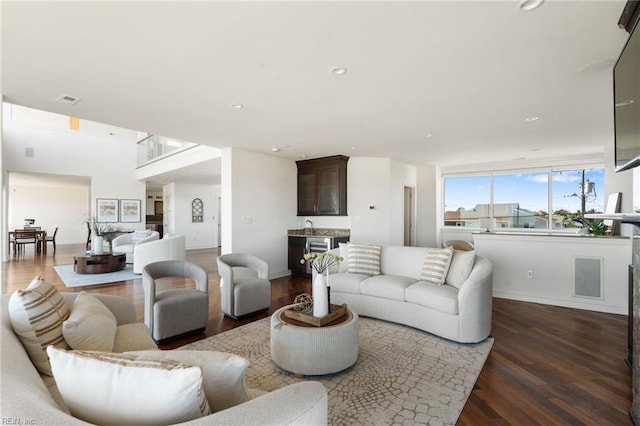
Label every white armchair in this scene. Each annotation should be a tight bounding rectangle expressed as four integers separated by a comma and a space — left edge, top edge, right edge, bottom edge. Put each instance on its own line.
112, 230, 160, 263
133, 234, 186, 274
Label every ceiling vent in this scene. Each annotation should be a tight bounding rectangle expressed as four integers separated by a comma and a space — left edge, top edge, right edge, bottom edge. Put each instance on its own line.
56, 94, 81, 105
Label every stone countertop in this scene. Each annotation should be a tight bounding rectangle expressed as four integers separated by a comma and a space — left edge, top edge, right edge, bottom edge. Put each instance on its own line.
288, 228, 350, 238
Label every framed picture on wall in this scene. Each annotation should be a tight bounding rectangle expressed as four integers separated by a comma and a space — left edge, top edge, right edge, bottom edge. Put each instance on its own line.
96, 199, 118, 222
120, 199, 141, 223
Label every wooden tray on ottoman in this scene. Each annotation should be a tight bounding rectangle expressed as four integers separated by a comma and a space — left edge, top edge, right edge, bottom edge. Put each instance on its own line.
282, 304, 347, 327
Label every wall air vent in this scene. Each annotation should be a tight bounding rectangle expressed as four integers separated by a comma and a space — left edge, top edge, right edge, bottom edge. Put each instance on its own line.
55, 94, 81, 105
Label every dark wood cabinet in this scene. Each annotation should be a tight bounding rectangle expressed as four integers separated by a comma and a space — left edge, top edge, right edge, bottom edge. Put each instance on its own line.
296, 155, 348, 216
288, 237, 308, 276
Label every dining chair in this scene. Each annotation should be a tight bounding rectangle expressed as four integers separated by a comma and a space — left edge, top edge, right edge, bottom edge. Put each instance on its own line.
14, 229, 38, 255
45, 227, 59, 252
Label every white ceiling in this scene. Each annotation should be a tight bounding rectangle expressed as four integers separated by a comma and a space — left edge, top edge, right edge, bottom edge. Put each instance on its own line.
1, 1, 632, 177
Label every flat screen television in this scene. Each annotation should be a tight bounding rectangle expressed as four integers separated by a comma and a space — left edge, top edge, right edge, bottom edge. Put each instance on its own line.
614, 5, 640, 173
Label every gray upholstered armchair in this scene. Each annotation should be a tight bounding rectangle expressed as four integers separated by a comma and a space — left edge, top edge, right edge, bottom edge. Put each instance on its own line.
142, 260, 209, 343
217, 253, 271, 319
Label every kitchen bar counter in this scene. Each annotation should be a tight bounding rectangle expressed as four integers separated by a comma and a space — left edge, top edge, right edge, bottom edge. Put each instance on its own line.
288, 228, 350, 238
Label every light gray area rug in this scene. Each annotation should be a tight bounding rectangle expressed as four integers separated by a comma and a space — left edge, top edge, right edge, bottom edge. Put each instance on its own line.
182, 316, 493, 425
54, 264, 140, 287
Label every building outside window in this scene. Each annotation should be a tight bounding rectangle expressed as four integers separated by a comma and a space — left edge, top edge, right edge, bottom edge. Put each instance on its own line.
443, 168, 605, 230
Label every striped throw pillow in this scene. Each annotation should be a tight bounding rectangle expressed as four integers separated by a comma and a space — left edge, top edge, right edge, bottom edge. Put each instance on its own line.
8, 276, 70, 375
347, 244, 382, 275
47, 347, 210, 425
420, 247, 454, 285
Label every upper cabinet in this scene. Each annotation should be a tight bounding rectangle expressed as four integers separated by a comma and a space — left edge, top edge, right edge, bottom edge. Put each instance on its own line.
296, 155, 349, 216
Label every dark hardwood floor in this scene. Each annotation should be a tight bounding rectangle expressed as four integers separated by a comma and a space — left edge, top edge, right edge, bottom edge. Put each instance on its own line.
2, 244, 632, 424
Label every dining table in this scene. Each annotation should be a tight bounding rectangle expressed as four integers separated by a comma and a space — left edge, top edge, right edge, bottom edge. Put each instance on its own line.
8, 229, 47, 255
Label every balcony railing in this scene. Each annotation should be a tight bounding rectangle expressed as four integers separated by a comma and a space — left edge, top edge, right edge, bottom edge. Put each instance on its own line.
136, 133, 197, 166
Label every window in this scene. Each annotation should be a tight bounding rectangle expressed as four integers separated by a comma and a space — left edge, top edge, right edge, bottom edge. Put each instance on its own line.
443, 176, 491, 227
493, 172, 548, 229
443, 167, 605, 230
552, 169, 605, 229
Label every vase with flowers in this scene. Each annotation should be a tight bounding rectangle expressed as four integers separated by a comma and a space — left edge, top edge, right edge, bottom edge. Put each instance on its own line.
82, 214, 109, 254
300, 252, 343, 317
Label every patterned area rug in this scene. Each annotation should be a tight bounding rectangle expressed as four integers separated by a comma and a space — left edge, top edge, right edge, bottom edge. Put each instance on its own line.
182, 316, 493, 425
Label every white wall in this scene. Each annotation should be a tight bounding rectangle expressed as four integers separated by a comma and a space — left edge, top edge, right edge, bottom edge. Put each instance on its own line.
222, 148, 298, 278
348, 158, 392, 244
474, 233, 631, 314
416, 165, 439, 247
348, 157, 417, 245
3, 118, 146, 250
172, 182, 220, 250
8, 183, 89, 244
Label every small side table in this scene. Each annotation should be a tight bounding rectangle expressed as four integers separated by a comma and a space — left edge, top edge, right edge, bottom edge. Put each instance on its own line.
270, 304, 359, 376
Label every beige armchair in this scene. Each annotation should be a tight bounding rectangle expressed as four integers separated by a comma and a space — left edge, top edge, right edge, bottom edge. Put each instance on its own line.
142, 260, 209, 343
217, 253, 271, 319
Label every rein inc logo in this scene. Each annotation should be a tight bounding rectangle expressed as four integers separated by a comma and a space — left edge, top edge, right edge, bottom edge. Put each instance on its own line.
1, 418, 35, 425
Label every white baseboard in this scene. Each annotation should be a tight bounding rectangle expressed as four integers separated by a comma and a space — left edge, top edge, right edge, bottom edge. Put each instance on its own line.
493, 291, 626, 315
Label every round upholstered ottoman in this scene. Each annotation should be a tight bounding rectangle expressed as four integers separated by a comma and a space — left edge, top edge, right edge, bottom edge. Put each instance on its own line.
270, 304, 359, 376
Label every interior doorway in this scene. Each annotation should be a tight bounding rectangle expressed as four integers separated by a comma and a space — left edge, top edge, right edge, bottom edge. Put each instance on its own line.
404, 186, 415, 246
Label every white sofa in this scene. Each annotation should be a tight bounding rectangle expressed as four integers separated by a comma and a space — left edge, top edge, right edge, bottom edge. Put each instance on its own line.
112, 230, 160, 264
328, 245, 493, 343
133, 234, 186, 274
1, 293, 328, 425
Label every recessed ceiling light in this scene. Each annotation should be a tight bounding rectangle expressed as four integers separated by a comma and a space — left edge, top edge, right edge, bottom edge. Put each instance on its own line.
525, 116, 540, 122
331, 67, 347, 76
351, 146, 357, 150
231, 104, 244, 109
518, 0, 544, 12
616, 99, 635, 107
425, 134, 433, 138
301, 154, 308, 159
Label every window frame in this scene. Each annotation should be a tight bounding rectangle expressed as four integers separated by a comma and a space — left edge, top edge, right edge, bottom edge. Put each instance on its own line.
442, 163, 605, 231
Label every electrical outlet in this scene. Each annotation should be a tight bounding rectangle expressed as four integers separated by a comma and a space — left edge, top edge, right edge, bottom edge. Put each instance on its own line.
527, 270, 534, 279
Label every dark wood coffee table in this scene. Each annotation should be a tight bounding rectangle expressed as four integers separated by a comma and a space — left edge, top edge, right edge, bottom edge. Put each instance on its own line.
74, 253, 126, 274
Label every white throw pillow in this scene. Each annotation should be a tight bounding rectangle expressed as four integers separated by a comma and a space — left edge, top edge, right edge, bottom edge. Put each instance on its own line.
347, 244, 382, 275
445, 250, 476, 289
9, 276, 70, 375
420, 247, 454, 285
127, 350, 251, 413
47, 347, 210, 425
62, 292, 117, 352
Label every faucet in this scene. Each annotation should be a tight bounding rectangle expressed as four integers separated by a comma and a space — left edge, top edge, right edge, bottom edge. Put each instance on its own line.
305, 219, 313, 235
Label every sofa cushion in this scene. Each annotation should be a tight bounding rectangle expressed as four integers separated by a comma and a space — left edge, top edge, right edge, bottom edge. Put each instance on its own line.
62, 292, 117, 352
329, 272, 369, 294
420, 247, 454, 285
405, 281, 459, 315
8, 276, 70, 376
112, 323, 159, 353
347, 244, 381, 275
126, 350, 251, 413
446, 250, 476, 289
47, 347, 210, 425
360, 275, 418, 302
